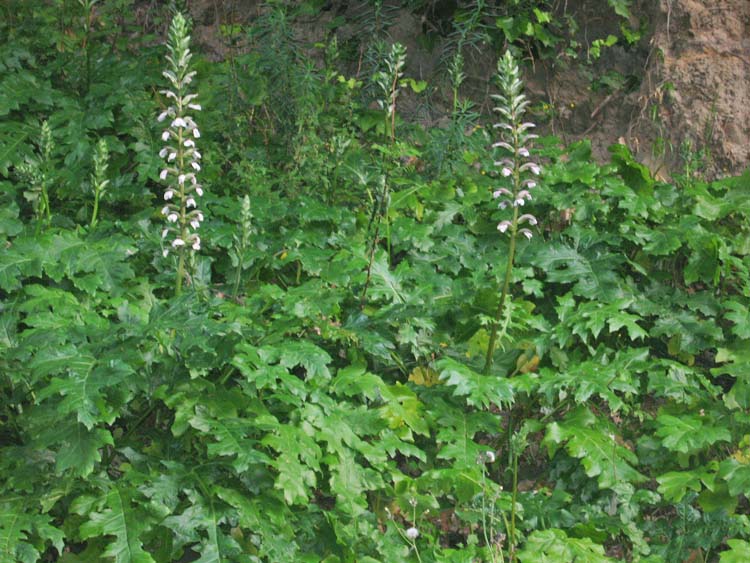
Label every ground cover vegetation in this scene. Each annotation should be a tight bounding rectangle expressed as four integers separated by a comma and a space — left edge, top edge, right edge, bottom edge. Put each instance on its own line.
1, 1, 750, 562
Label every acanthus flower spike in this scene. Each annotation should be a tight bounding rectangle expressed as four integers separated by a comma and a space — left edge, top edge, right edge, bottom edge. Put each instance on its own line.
158, 11, 205, 295
484, 50, 543, 374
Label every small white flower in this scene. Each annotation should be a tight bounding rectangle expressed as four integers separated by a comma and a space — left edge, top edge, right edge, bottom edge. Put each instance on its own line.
190, 219, 201, 229
191, 161, 200, 171
501, 167, 512, 177
518, 147, 530, 157
497, 221, 511, 233
164, 190, 174, 200
493, 188, 512, 198
193, 150, 202, 159
498, 200, 509, 210
161, 206, 170, 215
195, 186, 204, 196
191, 236, 201, 250
520, 228, 533, 240
178, 174, 186, 185
184, 139, 195, 148
188, 103, 202, 111
193, 128, 200, 138
517, 190, 532, 201
492, 141, 514, 151
171, 117, 187, 128
172, 238, 185, 247
485, 451, 496, 463
405, 527, 419, 540
157, 110, 169, 122
161, 130, 171, 141
160, 169, 169, 180
196, 212, 204, 221
186, 197, 196, 208
162, 248, 169, 257
161, 228, 169, 238
168, 152, 177, 161
514, 197, 525, 206
159, 148, 168, 158
524, 180, 537, 189
521, 162, 541, 175
519, 213, 538, 226
167, 213, 179, 222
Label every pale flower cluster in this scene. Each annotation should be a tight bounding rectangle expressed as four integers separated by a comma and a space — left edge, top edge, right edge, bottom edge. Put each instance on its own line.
491, 51, 541, 240
158, 12, 203, 256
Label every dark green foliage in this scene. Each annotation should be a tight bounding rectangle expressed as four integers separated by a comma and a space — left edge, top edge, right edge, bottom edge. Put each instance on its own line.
1, 2, 750, 563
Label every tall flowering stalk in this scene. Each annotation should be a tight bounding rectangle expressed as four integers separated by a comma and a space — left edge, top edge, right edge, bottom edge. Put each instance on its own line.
483, 51, 541, 374
158, 12, 203, 295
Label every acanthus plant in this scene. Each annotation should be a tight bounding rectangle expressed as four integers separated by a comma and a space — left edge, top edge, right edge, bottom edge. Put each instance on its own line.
483, 51, 541, 373
158, 12, 204, 295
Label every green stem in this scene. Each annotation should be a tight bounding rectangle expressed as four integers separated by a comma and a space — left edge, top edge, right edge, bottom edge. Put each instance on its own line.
483, 205, 519, 373
509, 451, 519, 563
90, 189, 100, 227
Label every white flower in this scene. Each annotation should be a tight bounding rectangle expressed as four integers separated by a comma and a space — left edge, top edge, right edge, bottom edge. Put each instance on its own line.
485, 451, 496, 463
519, 213, 538, 226
190, 219, 201, 229
195, 186, 204, 196
518, 147, 530, 157
186, 197, 196, 208
188, 103, 202, 111
191, 236, 201, 250
159, 148, 168, 158
161, 228, 169, 238
178, 174, 186, 185
193, 128, 200, 138
164, 190, 174, 200
492, 141, 514, 151
161, 130, 171, 141
520, 228, 533, 240
493, 188, 512, 198
405, 527, 419, 540
184, 139, 195, 147
501, 167, 512, 177
160, 169, 169, 180
524, 180, 537, 189
167, 213, 179, 222
498, 200, 509, 210
157, 110, 169, 122
517, 189, 532, 201
161, 206, 170, 215
191, 161, 200, 171
168, 152, 177, 161
171, 117, 187, 128
172, 238, 185, 247
514, 197, 525, 206
162, 248, 169, 257
497, 221, 511, 233
521, 162, 541, 175
196, 212, 204, 221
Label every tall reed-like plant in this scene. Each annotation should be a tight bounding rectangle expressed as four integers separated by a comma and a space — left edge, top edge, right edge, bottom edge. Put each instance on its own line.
483, 51, 541, 373
158, 12, 204, 295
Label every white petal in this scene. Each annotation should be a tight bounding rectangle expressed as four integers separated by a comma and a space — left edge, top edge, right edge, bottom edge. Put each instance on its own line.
184, 139, 195, 147
160, 169, 169, 180
168, 152, 176, 161
186, 197, 196, 208
188, 103, 202, 111
164, 190, 174, 200
501, 167, 512, 177
161, 131, 170, 141
167, 213, 179, 222
195, 186, 204, 196
193, 128, 200, 138
191, 161, 201, 171
171, 117, 187, 128
172, 238, 185, 247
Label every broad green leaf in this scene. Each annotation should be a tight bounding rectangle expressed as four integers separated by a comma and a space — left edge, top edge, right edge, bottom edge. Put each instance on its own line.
655, 414, 731, 455
55, 424, 114, 477
0, 502, 64, 563
79, 488, 155, 563
720, 540, 750, 562
543, 407, 646, 489
436, 358, 514, 409
518, 528, 614, 563
656, 470, 703, 502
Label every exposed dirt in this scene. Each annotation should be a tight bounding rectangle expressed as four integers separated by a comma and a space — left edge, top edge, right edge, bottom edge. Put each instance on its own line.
183, 0, 749, 178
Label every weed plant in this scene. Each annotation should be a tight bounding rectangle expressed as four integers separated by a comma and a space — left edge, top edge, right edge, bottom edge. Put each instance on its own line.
1, 3, 750, 563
